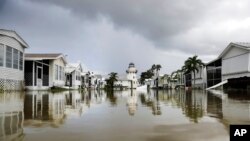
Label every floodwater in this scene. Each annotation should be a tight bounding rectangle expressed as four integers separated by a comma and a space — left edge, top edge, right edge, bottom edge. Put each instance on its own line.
1, 89, 250, 141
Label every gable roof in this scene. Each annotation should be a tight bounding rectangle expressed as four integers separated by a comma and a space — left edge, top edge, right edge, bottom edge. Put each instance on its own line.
65, 62, 83, 73
25, 53, 67, 64
218, 42, 250, 58
0, 29, 29, 48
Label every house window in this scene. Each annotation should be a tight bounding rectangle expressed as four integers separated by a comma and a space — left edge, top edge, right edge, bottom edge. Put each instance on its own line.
76, 71, 78, 80
60, 67, 64, 80
55, 65, 58, 80
0, 44, 4, 67
59, 66, 61, 80
6, 46, 12, 68
55, 65, 64, 80
13, 49, 19, 69
76, 71, 80, 81
19, 51, 23, 70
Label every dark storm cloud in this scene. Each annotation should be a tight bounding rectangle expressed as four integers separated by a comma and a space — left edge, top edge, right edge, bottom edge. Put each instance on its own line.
29, 0, 219, 53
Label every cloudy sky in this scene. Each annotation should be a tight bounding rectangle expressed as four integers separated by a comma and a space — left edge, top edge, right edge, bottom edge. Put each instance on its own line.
1, 0, 250, 74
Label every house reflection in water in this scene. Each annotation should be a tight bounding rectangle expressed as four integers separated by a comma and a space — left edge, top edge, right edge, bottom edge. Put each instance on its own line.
0, 92, 24, 140
64, 91, 83, 117
206, 90, 223, 118
139, 90, 162, 116
222, 91, 250, 124
24, 91, 65, 127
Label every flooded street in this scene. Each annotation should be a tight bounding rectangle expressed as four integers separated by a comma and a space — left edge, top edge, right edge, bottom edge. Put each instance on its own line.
1, 90, 250, 141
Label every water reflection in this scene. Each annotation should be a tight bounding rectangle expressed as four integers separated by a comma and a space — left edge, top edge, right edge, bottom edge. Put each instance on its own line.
106, 90, 117, 106
0, 92, 24, 141
64, 91, 82, 117
0, 89, 250, 141
223, 91, 250, 124
140, 90, 162, 115
207, 91, 223, 118
126, 90, 137, 116
24, 91, 66, 127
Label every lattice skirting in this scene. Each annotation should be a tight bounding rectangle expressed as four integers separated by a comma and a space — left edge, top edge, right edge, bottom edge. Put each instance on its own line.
0, 78, 24, 91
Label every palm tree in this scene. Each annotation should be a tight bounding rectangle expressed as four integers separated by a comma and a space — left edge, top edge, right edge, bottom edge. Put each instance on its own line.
151, 64, 156, 74
151, 64, 162, 88
182, 55, 204, 88
105, 72, 118, 89
155, 64, 162, 77
109, 72, 118, 86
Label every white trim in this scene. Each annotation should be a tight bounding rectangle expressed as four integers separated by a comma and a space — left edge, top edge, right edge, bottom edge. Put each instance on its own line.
33, 60, 49, 66
222, 70, 250, 76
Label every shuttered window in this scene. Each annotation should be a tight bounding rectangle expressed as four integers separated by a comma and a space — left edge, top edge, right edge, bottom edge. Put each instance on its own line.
6, 46, 12, 68
0, 44, 4, 66
59, 66, 62, 80
61, 67, 64, 80
19, 51, 23, 70
55, 65, 58, 80
13, 49, 19, 69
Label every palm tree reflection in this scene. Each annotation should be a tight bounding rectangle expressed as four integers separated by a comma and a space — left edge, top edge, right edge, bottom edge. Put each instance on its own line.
183, 90, 204, 123
106, 90, 117, 106
140, 90, 162, 115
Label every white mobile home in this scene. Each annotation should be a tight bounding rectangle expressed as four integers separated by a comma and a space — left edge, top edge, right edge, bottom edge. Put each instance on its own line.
219, 42, 250, 81
25, 53, 67, 90
0, 29, 29, 90
205, 42, 250, 89
65, 63, 83, 89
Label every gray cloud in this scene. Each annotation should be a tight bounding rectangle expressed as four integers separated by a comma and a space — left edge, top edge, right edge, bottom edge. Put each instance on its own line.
28, 0, 219, 52
1, 0, 250, 74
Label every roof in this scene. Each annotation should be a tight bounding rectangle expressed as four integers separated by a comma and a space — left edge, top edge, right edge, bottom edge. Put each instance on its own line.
218, 42, 250, 58
0, 29, 29, 48
232, 42, 250, 48
25, 53, 62, 58
25, 53, 67, 64
65, 62, 82, 73
205, 57, 221, 66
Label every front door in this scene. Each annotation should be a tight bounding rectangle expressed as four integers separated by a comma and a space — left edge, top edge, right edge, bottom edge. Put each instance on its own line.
37, 67, 43, 87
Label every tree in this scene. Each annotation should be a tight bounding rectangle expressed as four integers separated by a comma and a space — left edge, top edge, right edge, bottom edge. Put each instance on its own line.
150, 64, 161, 77
182, 55, 204, 88
140, 69, 154, 84
140, 64, 162, 88
105, 72, 118, 89
155, 64, 162, 77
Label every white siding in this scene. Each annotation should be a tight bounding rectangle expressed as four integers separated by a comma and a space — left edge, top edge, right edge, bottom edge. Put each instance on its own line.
222, 53, 249, 75
72, 70, 81, 89
0, 67, 24, 80
49, 58, 66, 87
223, 47, 248, 59
0, 35, 24, 81
0, 35, 24, 52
